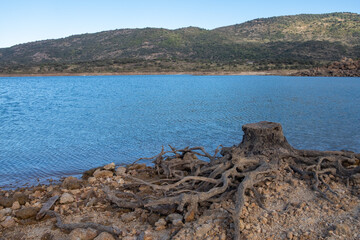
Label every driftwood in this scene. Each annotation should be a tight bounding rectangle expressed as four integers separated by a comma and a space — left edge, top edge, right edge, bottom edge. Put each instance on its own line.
36, 195, 59, 220
101, 121, 360, 240
46, 210, 122, 237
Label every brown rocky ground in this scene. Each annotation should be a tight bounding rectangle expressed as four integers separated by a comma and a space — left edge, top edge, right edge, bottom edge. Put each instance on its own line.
1, 122, 359, 240
0, 161, 359, 240
295, 58, 360, 77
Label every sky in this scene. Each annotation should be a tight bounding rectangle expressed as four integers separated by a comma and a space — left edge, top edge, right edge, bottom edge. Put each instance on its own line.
0, 0, 359, 48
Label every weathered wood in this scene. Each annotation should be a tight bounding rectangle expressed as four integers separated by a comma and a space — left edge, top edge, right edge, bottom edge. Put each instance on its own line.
101, 121, 359, 240
36, 195, 59, 220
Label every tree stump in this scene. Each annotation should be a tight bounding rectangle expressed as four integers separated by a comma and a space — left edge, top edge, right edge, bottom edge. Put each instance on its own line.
237, 121, 295, 157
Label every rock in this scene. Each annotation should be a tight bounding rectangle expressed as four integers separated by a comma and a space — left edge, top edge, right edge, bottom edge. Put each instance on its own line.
94, 232, 115, 240
334, 223, 351, 236
41, 232, 54, 240
166, 213, 183, 222
88, 177, 97, 184
103, 162, 115, 170
15, 207, 38, 219
60, 193, 75, 204
172, 218, 183, 227
11, 201, 21, 210
239, 220, 245, 231
69, 228, 98, 240
82, 167, 100, 180
166, 213, 183, 226
155, 218, 167, 230
147, 213, 160, 226
155, 218, 166, 226
1, 216, 16, 228
13, 192, 29, 205
93, 169, 113, 179
184, 209, 195, 222
121, 212, 136, 223
115, 167, 126, 176
114, 176, 125, 185
62, 176, 82, 190
0, 196, 14, 208
195, 223, 213, 239
143, 230, 153, 240
0, 208, 12, 219
32, 190, 43, 198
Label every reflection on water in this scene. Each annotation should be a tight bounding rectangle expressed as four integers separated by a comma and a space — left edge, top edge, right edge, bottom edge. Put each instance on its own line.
0, 75, 359, 187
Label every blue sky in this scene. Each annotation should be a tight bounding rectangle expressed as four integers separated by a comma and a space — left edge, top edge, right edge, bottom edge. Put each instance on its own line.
0, 0, 359, 48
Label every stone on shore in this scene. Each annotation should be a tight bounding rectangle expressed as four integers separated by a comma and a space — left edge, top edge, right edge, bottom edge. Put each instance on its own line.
11, 201, 21, 210
13, 192, 29, 205
62, 176, 82, 190
0, 196, 14, 208
93, 169, 113, 179
1, 216, 16, 228
154, 218, 167, 231
0, 208, 12, 219
115, 167, 126, 176
69, 228, 98, 240
15, 207, 38, 219
94, 232, 115, 240
103, 162, 115, 170
60, 193, 75, 204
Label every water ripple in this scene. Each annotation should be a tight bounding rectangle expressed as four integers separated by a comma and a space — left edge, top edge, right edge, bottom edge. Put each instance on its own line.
0, 75, 360, 188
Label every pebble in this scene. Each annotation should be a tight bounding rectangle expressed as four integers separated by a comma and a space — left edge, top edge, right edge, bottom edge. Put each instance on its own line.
184, 209, 195, 222
13, 192, 29, 205
334, 223, 351, 236
121, 212, 136, 223
88, 177, 97, 184
155, 218, 167, 230
0, 208, 12, 219
239, 220, 245, 231
62, 176, 82, 190
0, 196, 14, 208
11, 201, 21, 210
1, 216, 16, 228
93, 169, 113, 179
103, 162, 115, 170
32, 190, 42, 198
116, 166, 126, 176
94, 232, 115, 240
41, 232, 54, 240
167, 213, 183, 222
172, 218, 184, 226
69, 228, 98, 240
143, 230, 153, 240
15, 207, 38, 219
60, 193, 75, 204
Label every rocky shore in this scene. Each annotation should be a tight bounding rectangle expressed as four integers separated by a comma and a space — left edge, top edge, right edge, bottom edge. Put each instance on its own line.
295, 58, 360, 77
1, 122, 359, 240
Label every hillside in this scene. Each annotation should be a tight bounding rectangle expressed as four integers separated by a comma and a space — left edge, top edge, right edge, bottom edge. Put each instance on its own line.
0, 12, 359, 74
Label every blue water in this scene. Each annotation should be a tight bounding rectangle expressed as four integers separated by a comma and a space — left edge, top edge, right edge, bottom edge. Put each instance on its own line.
0, 75, 360, 188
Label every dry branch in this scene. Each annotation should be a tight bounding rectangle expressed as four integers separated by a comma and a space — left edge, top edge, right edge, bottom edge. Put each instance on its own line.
102, 121, 359, 240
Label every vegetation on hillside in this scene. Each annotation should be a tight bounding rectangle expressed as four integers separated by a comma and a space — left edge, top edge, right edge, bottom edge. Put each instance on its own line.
0, 12, 359, 74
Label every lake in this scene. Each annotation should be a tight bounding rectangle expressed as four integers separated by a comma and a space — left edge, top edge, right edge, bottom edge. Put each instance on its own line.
0, 75, 359, 188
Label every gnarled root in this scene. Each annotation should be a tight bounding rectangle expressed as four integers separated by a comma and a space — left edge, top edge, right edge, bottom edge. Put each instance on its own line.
103, 121, 359, 240
46, 210, 122, 237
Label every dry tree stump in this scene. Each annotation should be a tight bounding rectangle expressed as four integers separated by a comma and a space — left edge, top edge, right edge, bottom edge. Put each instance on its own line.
238, 121, 295, 156
82, 121, 358, 239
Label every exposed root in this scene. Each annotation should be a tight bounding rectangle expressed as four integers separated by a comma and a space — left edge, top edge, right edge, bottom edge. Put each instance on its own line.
46, 210, 122, 237
101, 121, 359, 240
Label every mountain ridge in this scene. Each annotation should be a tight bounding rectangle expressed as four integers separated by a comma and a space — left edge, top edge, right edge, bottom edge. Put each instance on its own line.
1, 12, 359, 74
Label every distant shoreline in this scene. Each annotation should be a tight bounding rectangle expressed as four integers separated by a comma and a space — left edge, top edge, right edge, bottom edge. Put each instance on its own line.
0, 70, 299, 77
